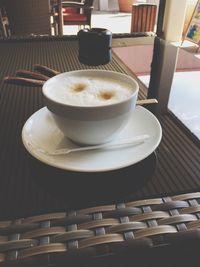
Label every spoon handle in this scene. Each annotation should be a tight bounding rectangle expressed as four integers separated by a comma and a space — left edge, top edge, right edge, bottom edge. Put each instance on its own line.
51, 134, 150, 156
136, 99, 158, 105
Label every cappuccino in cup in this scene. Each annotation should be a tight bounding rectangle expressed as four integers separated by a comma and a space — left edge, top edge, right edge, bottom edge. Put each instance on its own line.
42, 70, 139, 145
46, 76, 133, 107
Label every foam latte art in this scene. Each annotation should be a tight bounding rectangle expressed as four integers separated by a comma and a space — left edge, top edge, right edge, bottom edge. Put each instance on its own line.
48, 76, 133, 106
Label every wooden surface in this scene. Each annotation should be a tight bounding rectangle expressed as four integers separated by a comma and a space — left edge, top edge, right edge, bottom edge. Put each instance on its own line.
131, 4, 157, 33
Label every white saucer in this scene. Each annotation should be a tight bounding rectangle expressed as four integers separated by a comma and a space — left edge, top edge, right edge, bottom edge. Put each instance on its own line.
22, 106, 162, 173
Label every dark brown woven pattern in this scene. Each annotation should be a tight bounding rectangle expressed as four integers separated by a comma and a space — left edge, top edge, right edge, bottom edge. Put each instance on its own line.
0, 192, 200, 265
0, 35, 200, 225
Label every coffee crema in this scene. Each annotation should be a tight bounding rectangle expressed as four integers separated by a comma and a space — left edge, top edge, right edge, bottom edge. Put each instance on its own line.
48, 76, 133, 106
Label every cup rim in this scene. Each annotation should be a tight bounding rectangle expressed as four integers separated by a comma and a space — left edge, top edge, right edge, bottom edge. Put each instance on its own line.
42, 69, 139, 109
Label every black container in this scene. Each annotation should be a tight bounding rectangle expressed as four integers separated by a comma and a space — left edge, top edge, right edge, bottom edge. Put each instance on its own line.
78, 28, 112, 66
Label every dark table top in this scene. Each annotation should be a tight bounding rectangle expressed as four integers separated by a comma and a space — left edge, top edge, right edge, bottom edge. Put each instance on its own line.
0, 35, 200, 222
0, 34, 200, 267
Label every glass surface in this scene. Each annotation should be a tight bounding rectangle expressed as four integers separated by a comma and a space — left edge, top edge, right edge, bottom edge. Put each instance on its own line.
112, 37, 153, 87
168, 45, 200, 140
113, 36, 200, 141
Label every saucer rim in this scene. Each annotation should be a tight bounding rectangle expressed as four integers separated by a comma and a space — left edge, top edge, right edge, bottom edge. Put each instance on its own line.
22, 106, 162, 173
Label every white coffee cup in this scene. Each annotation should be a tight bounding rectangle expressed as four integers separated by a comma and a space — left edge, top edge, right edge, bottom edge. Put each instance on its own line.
42, 70, 139, 145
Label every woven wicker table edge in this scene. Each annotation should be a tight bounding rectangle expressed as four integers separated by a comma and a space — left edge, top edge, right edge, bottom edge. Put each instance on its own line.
1, 191, 200, 266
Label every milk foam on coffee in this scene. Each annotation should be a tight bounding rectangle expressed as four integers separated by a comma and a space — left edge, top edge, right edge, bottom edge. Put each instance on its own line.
48, 76, 133, 106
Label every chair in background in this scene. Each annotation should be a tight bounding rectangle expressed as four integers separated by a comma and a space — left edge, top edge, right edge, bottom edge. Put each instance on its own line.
4, 0, 52, 36
53, 0, 94, 35
131, 3, 157, 33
